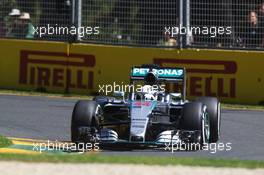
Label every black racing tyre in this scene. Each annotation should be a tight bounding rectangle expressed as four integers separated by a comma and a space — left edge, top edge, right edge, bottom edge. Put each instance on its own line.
196, 97, 221, 143
71, 100, 100, 143
180, 102, 210, 144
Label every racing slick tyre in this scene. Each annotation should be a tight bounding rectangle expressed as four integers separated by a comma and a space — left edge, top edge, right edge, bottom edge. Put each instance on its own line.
180, 102, 210, 145
196, 97, 221, 143
71, 100, 101, 143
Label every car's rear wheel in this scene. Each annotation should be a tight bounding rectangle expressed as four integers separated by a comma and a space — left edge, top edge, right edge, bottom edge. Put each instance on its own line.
196, 97, 221, 143
71, 100, 101, 143
180, 102, 210, 145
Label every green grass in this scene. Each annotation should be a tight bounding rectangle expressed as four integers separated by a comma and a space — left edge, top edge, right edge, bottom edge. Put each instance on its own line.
0, 153, 263, 168
0, 134, 263, 168
0, 135, 12, 148
0, 89, 92, 99
221, 103, 264, 111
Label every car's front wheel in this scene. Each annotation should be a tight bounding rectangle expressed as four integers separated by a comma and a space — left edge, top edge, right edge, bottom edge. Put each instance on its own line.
197, 97, 221, 143
71, 100, 101, 143
180, 102, 210, 145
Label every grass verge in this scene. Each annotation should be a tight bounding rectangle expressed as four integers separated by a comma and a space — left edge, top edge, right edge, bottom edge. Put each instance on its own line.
221, 103, 264, 111
0, 135, 12, 148
0, 153, 264, 169
0, 89, 92, 99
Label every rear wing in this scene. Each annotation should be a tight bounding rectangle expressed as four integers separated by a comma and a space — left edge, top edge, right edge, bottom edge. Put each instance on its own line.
130, 67, 185, 82
130, 66, 187, 101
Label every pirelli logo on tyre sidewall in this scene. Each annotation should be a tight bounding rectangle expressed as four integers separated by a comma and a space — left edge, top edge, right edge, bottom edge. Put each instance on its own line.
154, 58, 237, 98
19, 50, 96, 90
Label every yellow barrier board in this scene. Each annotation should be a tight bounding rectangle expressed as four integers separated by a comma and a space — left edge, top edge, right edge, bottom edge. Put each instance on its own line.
0, 39, 263, 104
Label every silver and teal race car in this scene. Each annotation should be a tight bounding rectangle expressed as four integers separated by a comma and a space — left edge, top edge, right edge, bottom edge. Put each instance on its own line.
71, 64, 221, 150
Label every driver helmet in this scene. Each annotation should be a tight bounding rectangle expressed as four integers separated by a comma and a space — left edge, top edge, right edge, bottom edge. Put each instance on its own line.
141, 85, 157, 100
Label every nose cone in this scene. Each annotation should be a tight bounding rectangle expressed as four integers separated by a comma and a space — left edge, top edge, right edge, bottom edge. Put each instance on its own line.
130, 101, 156, 142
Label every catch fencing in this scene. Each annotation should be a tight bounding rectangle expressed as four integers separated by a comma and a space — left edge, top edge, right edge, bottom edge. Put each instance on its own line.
0, 0, 264, 50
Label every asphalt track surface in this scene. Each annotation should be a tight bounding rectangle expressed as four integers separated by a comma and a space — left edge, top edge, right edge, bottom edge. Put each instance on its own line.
0, 94, 263, 160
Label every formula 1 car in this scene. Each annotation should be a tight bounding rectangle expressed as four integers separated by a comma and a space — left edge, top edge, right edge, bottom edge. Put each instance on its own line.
71, 64, 221, 149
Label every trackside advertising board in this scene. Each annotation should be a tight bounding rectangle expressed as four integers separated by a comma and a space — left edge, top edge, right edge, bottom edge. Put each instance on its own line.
0, 39, 263, 104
